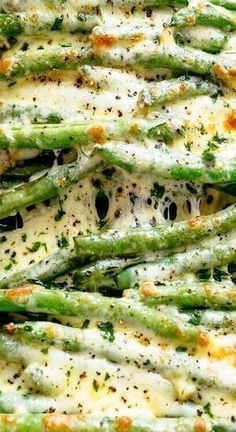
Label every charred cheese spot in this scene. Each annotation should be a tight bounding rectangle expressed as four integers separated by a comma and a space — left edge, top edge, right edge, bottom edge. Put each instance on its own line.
179, 83, 187, 93
53, 178, 66, 187
129, 122, 140, 136
175, 324, 186, 341
91, 34, 117, 49
198, 331, 209, 348
89, 125, 106, 143
116, 416, 132, 431
194, 418, 207, 432
1, 414, 16, 426
43, 414, 79, 431
0, 58, 12, 74
4, 322, 16, 335
129, 33, 145, 44
214, 64, 229, 80
186, 15, 197, 25
224, 110, 236, 131
5, 284, 40, 300
196, 1, 206, 11
187, 216, 203, 230
140, 281, 156, 297
229, 67, 236, 77
184, 55, 194, 66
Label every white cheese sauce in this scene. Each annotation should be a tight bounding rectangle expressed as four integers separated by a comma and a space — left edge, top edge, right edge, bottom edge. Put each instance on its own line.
0, 0, 235, 421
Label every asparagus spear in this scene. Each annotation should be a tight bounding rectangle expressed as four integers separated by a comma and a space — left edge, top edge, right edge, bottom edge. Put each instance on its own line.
74, 204, 236, 260
96, 142, 236, 184
174, 27, 228, 54
0, 414, 232, 432
171, 3, 236, 31
210, 0, 236, 9
0, 156, 102, 219
0, 12, 100, 38
0, 118, 184, 150
138, 76, 220, 108
117, 240, 236, 290
0, 286, 204, 345
124, 280, 236, 310
8, 321, 236, 393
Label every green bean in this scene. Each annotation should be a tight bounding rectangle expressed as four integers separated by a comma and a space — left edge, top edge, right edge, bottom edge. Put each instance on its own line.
96, 142, 236, 184
124, 280, 236, 310
117, 240, 236, 289
0, 286, 203, 345
171, 4, 236, 31
0, 118, 183, 150
138, 76, 220, 108
0, 413, 232, 432
74, 204, 236, 260
0, 157, 102, 219
174, 27, 227, 54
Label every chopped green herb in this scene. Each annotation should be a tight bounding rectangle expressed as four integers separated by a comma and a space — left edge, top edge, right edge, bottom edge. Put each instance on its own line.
203, 402, 213, 418
54, 199, 66, 221
51, 16, 64, 31
186, 183, 198, 194
202, 148, 216, 162
176, 346, 187, 353
150, 182, 165, 208
213, 267, 229, 282
82, 319, 90, 329
199, 123, 206, 135
23, 325, 33, 332
57, 234, 69, 249
212, 426, 228, 432
21, 233, 27, 242
46, 114, 62, 124
78, 13, 88, 22
188, 310, 201, 326
26, 241, 47, 253
184, 141, 193, 152
105, 372, 110, 381
20, 42, 29, 52
93, 379, 99, 392
197, 269, 211, 281
202, 133, 226, 163
98, 321, 115, 343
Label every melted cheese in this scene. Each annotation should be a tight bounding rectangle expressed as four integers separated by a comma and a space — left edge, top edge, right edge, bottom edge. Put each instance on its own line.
0, 0, 235, 422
